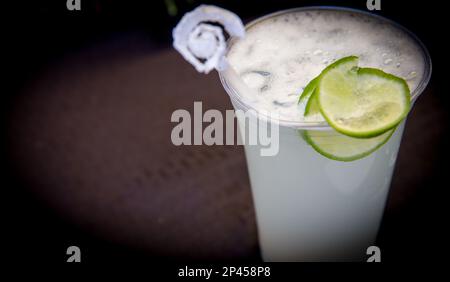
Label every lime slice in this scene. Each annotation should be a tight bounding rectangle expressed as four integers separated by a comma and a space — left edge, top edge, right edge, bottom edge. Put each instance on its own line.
302, 89, 395, 161
317, 57, 410, 138
304, 88, 319, 115
303, 88, 325, 122
302, 57, 358, 121
298, 76, 319, 104
302, 128, 395, 162
300, 56, 404, 161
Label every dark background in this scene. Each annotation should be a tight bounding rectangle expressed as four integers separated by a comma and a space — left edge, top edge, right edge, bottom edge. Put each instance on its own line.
3, 0, 448, 270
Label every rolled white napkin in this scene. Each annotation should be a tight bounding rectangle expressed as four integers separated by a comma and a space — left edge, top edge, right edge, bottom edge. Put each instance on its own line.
172, 5, 245, 74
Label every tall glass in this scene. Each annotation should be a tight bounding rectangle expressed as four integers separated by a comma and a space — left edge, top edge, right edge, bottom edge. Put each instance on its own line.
219, 7, 431, 261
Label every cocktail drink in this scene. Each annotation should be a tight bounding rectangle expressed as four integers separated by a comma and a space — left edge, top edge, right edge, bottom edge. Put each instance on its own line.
219, 7, 431, 261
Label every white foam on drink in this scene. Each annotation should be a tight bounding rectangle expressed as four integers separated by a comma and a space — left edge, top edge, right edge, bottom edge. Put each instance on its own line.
227, 10, 426, 122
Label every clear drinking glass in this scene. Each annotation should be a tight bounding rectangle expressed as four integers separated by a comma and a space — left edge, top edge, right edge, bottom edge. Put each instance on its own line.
219, 7, 432, 261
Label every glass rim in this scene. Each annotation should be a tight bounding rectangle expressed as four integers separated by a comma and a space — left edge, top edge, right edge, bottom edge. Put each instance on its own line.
218, 6, 432, 130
